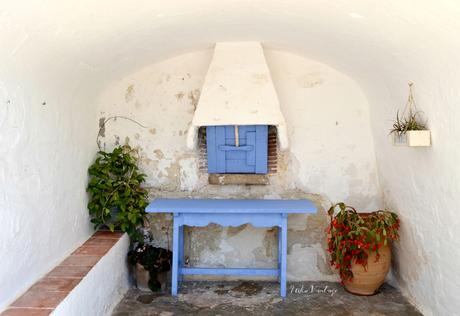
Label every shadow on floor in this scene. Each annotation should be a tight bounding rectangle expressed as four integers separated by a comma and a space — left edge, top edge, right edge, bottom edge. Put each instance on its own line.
112, 281, 422, 316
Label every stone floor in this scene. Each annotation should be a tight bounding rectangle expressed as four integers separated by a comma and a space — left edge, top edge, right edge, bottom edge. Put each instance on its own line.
112, 281, 422, 316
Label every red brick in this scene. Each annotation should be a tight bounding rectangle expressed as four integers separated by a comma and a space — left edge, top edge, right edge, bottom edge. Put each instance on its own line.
29, 277, 81, 292
60, 255, 100, 267
10, 291, 68, 309
0, 308, 53, 316
83, 238, 118, 247
92, 231, 123, 239
72, 245, 112, 256
46, 265, 92, 279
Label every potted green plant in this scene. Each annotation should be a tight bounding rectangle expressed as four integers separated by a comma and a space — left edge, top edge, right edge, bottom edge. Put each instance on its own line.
390, 83, 430, 146
87, 145, 148, 241
327, 202, 400, 295
127, 231, 172, 292
87, 144, 172, 292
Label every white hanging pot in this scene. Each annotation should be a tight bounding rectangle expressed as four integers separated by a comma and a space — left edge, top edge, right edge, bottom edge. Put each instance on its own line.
393, 130, 431, 147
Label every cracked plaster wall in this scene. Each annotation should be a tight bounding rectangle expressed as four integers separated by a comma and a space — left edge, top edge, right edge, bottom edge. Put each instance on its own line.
97, 49, 381, 282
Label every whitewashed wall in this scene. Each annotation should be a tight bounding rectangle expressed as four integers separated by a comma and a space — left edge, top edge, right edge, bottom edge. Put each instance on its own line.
363, 54, 460, 316
0, 18, 99, 311
266, 50, 381, 208
0, 84, 98, 310
96, 49, 381, 282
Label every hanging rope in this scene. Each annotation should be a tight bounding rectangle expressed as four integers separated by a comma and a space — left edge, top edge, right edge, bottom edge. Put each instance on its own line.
401, 82, 417, 119
393, 82, 427, 133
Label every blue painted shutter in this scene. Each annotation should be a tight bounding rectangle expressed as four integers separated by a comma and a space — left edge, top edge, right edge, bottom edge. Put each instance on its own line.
206, 125, 268, 174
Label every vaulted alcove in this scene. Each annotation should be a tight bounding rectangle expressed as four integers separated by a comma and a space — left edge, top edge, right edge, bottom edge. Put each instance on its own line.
1, 2, 459, 314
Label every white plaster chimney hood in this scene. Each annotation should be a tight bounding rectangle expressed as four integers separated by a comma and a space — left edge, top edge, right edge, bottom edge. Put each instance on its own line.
186, 42, 288, 150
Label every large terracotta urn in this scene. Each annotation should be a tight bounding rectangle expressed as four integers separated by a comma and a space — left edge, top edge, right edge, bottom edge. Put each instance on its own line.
343, 244, 392, 295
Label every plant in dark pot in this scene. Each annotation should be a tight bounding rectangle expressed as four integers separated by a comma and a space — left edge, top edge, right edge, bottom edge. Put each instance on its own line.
87, 145, 148, 241
128, 230, 172, 292
327, 202, 400, 295
87, 144, 172, 292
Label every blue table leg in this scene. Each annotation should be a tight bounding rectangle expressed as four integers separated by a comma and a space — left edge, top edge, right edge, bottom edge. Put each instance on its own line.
278, 226, 282, 281
178, 225, 184, 283
172, 214, 179, 296
280, 214, 288, 298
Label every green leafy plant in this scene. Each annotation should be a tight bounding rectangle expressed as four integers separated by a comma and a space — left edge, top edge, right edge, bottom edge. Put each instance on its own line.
327, 203, 400, 282
128, 232, 172, 292
87, 145, 148, 240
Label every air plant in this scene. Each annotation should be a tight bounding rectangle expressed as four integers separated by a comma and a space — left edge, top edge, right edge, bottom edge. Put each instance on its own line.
390, 109, 427, 136
390, 83, 427, 136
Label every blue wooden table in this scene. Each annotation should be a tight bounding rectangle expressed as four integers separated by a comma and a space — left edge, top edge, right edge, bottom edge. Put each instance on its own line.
146, 198, 316, 297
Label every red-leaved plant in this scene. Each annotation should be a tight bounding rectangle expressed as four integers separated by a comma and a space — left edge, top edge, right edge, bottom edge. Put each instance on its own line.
327, 203, 400, 282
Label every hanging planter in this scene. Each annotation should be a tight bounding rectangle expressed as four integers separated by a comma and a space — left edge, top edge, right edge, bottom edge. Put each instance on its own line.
393, 130, 431, 147
390, 83, 431, 147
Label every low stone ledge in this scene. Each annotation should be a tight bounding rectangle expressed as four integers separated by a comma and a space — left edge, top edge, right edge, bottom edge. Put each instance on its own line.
1, 231, 127, 316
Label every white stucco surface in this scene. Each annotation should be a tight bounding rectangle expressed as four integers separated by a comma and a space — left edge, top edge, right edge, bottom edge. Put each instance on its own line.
0, 22, 99, 310
52, 234, 130, 316
2, 1, 460, 315
187, 42, 288, 150
366, 70, 460, 316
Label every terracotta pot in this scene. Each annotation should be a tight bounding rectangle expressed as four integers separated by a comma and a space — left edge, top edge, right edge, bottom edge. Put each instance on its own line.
343, 244, 391, 295
135, 263, 150, 291
157, 270, 171, 292
134, 263, 171, 292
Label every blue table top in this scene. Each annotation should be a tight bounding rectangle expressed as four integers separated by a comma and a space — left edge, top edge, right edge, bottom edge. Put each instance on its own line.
146, 198, 317, 214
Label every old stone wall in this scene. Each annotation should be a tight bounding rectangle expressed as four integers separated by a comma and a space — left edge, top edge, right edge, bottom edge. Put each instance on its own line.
96, 48, 381, 281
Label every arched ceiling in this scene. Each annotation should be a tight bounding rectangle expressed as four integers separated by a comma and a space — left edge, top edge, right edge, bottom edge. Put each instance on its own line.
2, 0, 460, 99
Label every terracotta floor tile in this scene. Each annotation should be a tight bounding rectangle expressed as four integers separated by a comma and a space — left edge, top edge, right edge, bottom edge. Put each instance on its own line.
0, 308, 53, 316
60, 255, 100, 267
46, 265, 92, 279
29, 277, 81, 292
72, 245, 112, 256
10, 291, 68, 309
